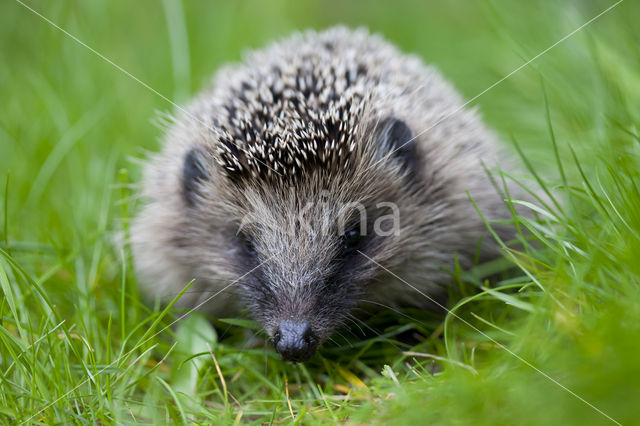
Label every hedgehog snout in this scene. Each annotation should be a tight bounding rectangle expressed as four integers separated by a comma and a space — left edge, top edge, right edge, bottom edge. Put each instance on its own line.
273, 320, 319, 363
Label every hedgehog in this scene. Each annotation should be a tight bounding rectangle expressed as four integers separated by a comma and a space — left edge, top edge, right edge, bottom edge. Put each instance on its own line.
131, 27, 522, 363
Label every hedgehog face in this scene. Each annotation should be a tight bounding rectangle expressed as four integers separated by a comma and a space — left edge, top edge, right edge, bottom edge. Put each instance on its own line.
177, 115, 420, 362
232, 186, 374, 362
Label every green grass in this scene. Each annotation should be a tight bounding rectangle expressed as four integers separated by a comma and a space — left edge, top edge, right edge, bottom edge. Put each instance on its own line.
1, 0, 639, 424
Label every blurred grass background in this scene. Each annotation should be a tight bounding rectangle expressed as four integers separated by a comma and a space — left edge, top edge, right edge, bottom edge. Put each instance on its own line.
1, 0, 639, 424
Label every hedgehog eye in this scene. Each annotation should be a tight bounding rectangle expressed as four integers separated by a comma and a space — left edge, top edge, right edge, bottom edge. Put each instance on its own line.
238, 232, 256, 256
182, 148, 210, 205
341, 228, 361, 251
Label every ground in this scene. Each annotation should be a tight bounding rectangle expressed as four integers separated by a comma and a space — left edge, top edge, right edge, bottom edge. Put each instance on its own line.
1, 0, 639, 424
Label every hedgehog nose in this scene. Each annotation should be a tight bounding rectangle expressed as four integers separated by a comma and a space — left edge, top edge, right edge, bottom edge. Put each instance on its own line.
273, 320, 318, 363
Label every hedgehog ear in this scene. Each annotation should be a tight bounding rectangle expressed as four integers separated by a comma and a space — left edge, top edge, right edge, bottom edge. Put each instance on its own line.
182, 148, 210, 205
377, 117, 417, 173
